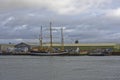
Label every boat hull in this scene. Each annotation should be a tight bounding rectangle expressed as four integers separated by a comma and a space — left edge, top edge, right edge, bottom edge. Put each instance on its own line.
30, 52, 68, 56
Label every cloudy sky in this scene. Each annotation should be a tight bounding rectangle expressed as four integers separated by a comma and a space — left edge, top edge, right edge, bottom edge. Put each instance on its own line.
0, 0, 120, 44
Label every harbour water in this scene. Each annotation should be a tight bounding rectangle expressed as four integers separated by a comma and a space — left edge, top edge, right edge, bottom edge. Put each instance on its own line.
0, 56, 120, 80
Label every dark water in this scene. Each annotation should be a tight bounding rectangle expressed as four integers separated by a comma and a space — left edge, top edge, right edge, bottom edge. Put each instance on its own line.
0, 56, 120, 80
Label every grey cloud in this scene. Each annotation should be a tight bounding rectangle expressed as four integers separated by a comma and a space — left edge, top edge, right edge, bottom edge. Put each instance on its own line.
0, 0, 120, 43
0, 11, 120, 43
0, 0, 112, 15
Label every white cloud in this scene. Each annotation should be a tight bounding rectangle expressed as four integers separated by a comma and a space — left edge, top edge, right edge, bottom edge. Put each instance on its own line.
14, 39, 24, 42
106, 8, 120, 17
65, 29, 74, 33
1, 16, 14, 26
14, 25, 27, 31
0, 0, 110, 15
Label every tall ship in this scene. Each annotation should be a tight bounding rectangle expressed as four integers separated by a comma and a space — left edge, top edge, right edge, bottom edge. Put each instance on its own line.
30, 22, 68, 56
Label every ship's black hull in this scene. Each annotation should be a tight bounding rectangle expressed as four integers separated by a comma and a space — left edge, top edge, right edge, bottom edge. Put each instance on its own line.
30, 52, 69, 56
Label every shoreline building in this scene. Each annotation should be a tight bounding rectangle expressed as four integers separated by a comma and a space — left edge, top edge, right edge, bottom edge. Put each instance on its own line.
0, 42, 120, 55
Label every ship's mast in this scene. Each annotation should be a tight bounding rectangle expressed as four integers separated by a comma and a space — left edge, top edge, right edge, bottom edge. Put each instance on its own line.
50, 22, 53, 49
40, 26, 43, 48
61, 27, 64, 51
